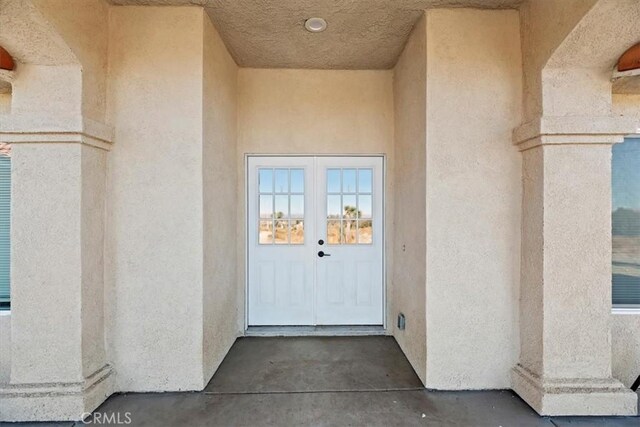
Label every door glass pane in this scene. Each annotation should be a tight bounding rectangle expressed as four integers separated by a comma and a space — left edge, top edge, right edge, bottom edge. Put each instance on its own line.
327, 195, 341, 219
324, 167, 375, 245
259, 169, 273, 193
275, 195, 289, 219
290, 195, 304, 219
342, 195, 357, 219
291, 220, 304, 245
327, 169, 341, 193
258, 167, 305, 245
359, 169, 372, 193
290, 169, 304, 193
259, 195, 273, 219
343, 169, 357, 193
259, 220, 273, 244
358, 195, 372, 219
274, 169, 289, 193
612, 137, 640, 306
358, 220, 373, 244
327, 220, 342, 244
274, 220, 289, 244
344, 220, 357, 244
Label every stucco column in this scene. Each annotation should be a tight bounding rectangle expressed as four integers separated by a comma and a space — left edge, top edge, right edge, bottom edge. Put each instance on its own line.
511, 116, 639, 416
0, 115, 114, 421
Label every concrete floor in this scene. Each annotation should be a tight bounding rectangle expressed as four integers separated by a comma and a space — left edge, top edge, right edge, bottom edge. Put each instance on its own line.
2, 336, 638, 426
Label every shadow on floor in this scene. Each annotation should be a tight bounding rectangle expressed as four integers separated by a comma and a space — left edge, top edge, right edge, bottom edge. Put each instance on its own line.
2, 336, 638, 426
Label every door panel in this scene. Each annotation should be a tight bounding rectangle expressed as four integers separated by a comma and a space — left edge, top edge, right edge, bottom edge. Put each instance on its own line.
247, 156, 383, 326
248, 157, 315, 325
315, 157, 384, 325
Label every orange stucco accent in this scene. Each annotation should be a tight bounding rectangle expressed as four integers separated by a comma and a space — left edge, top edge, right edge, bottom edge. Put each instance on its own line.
618, 43, 640, 72
0, 46, 14, 71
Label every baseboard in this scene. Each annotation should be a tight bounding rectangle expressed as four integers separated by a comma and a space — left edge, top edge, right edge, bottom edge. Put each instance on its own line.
511, 364, 638, 416
0, 364, 115, 422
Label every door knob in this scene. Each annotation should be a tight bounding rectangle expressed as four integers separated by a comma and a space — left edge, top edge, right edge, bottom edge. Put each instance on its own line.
318, 239, 325, 245
318, 251, 331, 257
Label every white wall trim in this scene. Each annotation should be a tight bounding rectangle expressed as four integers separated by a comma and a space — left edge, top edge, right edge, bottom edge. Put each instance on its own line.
612, 307, 640, 315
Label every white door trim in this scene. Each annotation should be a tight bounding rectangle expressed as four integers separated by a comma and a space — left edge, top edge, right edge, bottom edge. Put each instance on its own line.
243, 154, 386, 333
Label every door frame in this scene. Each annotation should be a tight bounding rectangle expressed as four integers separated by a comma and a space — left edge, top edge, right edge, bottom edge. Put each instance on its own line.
243, 154, 387, 333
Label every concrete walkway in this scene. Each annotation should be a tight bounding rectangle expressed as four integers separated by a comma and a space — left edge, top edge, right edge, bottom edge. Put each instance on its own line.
2, 336, 638, 426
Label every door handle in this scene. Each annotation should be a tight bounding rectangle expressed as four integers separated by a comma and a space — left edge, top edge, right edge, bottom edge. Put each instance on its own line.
318, 251, 331, 258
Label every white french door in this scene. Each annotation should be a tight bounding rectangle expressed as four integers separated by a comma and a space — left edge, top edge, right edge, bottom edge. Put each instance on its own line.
247, 156, 384, 326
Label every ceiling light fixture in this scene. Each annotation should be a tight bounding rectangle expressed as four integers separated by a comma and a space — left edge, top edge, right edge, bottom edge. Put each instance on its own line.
305, 17, 327, 33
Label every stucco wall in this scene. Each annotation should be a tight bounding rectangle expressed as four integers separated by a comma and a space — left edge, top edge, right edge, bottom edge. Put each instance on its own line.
392, 13, 427, 385
80, 145, 108, 379
32, 0, 109, 122
10, 143, 83, 383
0, 0, 82, 122
10, 64, 81, 118
0, 92, 10, 114
612, 314, 640, 388
613, 94, 640, 119
202, 12, 239, 383
519, 0, 598, 121
107, 6, 206, 392
424, 9, 522, 389
236, 68, 395, 330
0, 313, 9, 383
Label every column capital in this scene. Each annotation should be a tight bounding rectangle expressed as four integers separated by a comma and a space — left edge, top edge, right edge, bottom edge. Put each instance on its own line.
0, 114, 114, 151
513, 116, 639, 151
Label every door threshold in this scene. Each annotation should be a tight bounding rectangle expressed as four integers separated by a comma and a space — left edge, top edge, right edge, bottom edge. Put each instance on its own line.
245, 325, 387, 337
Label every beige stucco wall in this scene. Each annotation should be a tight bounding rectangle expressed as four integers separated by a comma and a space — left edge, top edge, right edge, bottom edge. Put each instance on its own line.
10, 64, 81, 118
0, 314, 10, 383
2, 0, 110, 122
424, 9, 522, 389
0, 92, 10, 114
519, 0, 598, 121
202, 12, 239, 383
236, 68, 395, 330
392, 13, 427, 385
32, 0, 109, 122
107, 6, 206, 392
613, 94, 640, 119
612, 314, 640, 388
0, 0, 82, 122
107, 5, 240, 392
237, 69, 394, 155
80, 145, 109, 379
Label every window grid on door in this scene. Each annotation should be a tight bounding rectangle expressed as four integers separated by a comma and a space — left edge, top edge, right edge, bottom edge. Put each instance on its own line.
258, 168, 305, 245
326, 168, 373, 245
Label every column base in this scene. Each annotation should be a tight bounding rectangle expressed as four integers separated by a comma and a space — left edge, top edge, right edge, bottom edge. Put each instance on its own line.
0, 364, 114, 422
512, 364, 638, 416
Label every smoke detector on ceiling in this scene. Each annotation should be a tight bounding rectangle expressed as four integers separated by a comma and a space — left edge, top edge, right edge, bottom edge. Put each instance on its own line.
304, 18, 327, 33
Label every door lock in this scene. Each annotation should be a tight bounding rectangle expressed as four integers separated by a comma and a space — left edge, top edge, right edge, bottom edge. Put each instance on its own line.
318, 251, 331, 257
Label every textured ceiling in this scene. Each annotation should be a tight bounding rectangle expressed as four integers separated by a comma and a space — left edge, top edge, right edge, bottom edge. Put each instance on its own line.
109, 0, 524, 69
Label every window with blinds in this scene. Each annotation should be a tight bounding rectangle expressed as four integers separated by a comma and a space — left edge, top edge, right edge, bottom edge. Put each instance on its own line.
612, 137, 640, 307
0, 149, 9, 310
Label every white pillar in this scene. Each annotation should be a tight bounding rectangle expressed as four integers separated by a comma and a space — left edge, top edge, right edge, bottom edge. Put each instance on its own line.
511, 116, 638, 416
0, 115, 114, 421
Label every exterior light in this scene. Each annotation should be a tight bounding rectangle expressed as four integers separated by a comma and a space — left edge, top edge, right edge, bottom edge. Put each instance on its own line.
305, 18, 327, 33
